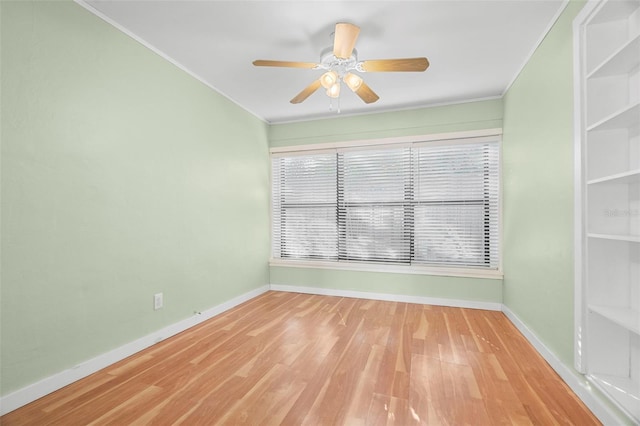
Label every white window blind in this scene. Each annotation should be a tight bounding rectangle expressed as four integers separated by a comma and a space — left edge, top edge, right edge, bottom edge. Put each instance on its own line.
338, 146, 412, 263
271, 152, 337, 260
271, 137, 500, 271
413, 142, 500, 268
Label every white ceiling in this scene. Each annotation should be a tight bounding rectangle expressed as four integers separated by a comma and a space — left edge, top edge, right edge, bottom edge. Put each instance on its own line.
79, 0, 566, 124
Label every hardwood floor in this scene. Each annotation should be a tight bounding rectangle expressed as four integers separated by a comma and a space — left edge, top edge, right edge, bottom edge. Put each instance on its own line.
2, 291, 600, 425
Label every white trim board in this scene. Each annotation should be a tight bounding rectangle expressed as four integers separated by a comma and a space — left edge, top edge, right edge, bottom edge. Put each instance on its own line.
270, 284, 503, 311
0, 285, 270, 416
501, 306, 628, 426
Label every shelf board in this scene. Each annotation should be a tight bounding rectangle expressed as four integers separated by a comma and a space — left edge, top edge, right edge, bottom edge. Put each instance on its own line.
589, 305, 640, 334
589, 0, 640, 24
588, 169, 640, 185
587, 102, 640, 132
588, 34, 640, 78
588, 373, 640, 422
588, 233, 640, 243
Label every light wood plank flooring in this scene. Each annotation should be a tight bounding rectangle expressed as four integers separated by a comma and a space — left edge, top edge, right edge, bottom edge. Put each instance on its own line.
2, 291, 600, 425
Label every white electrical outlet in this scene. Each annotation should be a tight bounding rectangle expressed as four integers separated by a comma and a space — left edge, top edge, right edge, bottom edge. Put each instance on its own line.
154, 293, 163, 310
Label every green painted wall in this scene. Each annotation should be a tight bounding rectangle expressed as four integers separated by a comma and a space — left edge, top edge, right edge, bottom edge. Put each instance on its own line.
271, 267, 502, 303
269, 99, 503, 304
503, 5, 633, 421
502, 1, 585, 367
0, 1, 270, 396
269, 98, 503, 147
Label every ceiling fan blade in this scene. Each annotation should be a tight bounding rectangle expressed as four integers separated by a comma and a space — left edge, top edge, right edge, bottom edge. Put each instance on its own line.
253, 60, 318, 69
355, 82, 379, 104
333, 23, 360, 59
290, 80, 322, 104
360, 57, 429, 72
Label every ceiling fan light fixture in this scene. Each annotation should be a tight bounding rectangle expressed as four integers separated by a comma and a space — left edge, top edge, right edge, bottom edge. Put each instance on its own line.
326, 82, 341, 98
320, 71, 338, 89
344, 72, 363, 92
253, 22, 429, 108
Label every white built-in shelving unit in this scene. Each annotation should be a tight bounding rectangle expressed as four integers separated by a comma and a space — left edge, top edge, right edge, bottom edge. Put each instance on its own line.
574, 0, 640, 422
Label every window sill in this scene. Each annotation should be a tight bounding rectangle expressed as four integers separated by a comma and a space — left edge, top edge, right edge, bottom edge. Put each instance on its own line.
269, 259, 504, 280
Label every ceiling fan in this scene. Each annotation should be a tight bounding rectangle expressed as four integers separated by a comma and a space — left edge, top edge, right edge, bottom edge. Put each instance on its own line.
253, 22, 429, 105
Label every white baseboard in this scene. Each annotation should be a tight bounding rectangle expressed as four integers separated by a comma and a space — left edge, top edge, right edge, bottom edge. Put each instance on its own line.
0, 285, 270, 416
269, 284, 503, 311
501, 306, 626, 426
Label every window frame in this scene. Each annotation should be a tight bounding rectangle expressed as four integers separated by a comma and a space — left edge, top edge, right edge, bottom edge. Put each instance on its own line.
269, 129, 503, 280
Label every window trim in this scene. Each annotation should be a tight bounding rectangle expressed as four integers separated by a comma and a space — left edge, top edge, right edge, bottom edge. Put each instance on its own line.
269, 258, 503, 279
269, 128, 503, 280
270, 128, 502, 154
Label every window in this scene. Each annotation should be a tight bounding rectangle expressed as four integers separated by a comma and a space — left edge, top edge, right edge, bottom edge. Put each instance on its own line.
339, 146, 412, 263
412, 142, 499, 268
271, 152, 337, 260
271, 135, 500, 273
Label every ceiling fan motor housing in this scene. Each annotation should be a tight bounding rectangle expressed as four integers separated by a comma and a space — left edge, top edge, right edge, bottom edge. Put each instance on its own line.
319, 47, 359, 76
